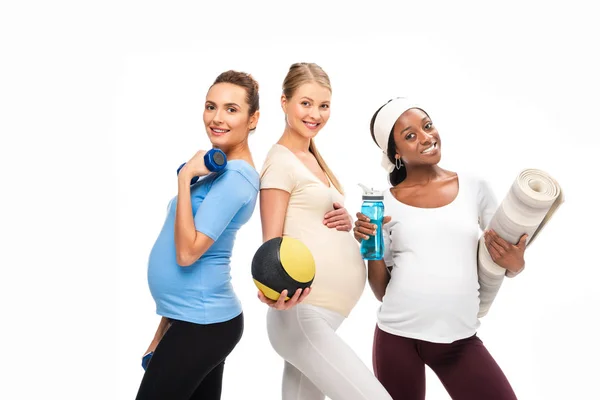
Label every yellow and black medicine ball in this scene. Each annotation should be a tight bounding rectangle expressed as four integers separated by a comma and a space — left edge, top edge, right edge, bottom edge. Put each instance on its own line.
252, 237, 316, 301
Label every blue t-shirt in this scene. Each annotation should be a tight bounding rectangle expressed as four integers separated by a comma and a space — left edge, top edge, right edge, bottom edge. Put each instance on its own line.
147, 160, 259, 324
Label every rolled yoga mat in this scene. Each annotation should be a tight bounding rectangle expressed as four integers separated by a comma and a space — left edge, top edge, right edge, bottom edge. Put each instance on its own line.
477, 168, 564, 317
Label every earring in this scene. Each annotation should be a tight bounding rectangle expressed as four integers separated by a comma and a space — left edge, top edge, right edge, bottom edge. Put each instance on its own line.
395, 157, 403, 170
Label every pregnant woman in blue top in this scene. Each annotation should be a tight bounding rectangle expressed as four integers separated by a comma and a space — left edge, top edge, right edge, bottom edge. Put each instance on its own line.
135, 70, 261, 400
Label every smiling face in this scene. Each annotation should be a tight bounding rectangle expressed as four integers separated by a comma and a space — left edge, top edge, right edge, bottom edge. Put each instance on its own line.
203, 82, 258, 150
281, 82, 331, 139
392, 108, 441, 166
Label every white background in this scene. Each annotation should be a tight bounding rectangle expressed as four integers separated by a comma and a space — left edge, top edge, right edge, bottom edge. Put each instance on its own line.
1, 1, 599, 399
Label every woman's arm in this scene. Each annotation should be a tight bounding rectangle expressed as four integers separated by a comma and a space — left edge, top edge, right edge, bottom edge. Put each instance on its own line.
258, 188, 311, 308
174, 170, 214, 266
143, 316, 172, 356
367, 259, 391, 302
151, 317, 171, 343
260, 188, 290, 242
173, 150, 214, 266
478, 178, 527, 275
175, 150, 257, 267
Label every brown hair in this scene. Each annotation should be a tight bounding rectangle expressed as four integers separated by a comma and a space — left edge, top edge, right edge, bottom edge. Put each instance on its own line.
212, 70, 260, 117
282, 62, 343, 194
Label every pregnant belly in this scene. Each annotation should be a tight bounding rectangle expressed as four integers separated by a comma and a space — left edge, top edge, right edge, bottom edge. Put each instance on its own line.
297, 226, 366, 304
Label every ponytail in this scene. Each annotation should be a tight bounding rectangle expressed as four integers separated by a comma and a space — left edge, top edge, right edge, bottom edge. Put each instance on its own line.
309, 139, 344, 195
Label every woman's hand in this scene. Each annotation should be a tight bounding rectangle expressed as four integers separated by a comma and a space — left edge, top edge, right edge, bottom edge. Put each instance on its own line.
353, 212, 391, 243
179, 150, 211, 180
323, 202, 353, 232
484, 230, 527, 273
257, 287, 312, 310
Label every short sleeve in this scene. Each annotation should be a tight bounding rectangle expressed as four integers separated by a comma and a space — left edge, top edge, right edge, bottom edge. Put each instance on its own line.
478, 178, 498, 231
194, 170, 258, 241
260, 151, 296, 193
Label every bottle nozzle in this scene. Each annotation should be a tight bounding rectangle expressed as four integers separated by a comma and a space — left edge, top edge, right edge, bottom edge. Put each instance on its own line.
358, 183, 372, 194
359, 183, 384, 199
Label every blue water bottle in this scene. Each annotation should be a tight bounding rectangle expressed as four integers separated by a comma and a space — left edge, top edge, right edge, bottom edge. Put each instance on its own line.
359, 184, 385, 260
177, 148, 227, 184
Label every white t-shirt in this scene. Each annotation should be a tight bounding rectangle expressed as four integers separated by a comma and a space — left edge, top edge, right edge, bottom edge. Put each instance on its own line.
377, 173, 497, 343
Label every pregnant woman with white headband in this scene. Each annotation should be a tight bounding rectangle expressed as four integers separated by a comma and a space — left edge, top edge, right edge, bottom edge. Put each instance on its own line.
353, 97, 527, 400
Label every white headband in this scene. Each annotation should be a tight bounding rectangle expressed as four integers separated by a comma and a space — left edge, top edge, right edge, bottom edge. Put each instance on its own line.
373, 97, 424, 172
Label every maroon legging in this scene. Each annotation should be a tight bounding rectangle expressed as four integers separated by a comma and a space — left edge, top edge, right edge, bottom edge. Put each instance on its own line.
373, 326, 518, 400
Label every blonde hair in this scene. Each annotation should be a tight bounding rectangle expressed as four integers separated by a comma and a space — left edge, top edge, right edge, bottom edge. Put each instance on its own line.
282, 62, 344, 194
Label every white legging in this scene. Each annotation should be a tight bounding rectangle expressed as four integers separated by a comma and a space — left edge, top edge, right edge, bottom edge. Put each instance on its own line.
267, 304, 393, 400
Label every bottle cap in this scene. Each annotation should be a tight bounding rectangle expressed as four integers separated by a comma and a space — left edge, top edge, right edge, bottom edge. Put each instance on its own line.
358, 183, 384, 200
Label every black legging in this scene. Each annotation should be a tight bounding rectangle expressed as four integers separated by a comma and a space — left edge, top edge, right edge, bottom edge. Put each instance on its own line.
135, 313, 244, 400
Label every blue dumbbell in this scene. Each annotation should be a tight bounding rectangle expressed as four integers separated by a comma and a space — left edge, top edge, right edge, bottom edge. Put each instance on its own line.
204, 148, 227, 172
141, 351, 153, 371
177, 149, 227, 184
